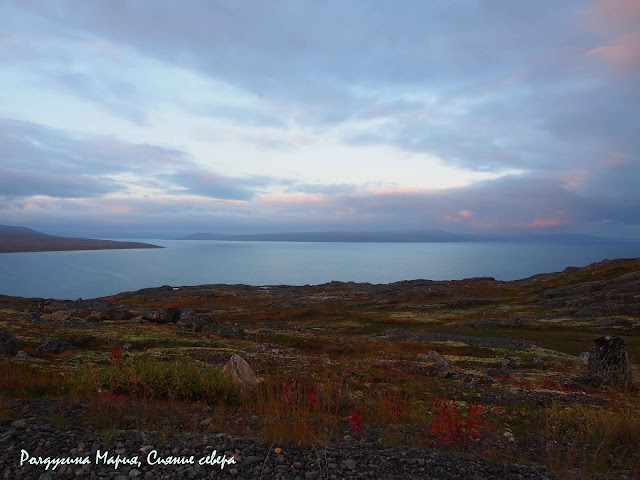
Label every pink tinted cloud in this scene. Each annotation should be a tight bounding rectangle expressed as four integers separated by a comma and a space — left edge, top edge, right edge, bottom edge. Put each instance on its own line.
587, 0, 640, 34
601, 150, 632, 166
562, 169, 590, 190
586, 0, 640, 72
587, 32, 640, 72
523, 217, 567, 228
457, 209, 473, 218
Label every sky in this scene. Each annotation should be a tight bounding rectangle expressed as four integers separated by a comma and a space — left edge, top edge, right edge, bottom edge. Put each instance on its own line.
0, 0, 639, 238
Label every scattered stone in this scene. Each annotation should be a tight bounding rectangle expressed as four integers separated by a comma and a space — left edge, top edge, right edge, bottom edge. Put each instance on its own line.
0, 329, 19, 356
73, 334, 94, 347
223, 354, 257, 389
530, 356, 547, 369
120, 343, 135, 352
342, 458, 357, 470
36, 338, 72, 354
16, 350, 31, 358
217, 323, 246, 339
242, 455, 263, 466
419, 350, 450, 365
50, 309, 91, 322
501, 357, 517, 370
10, 419, 26, 428
588, 335, 632, 390
578, 352, 589, 364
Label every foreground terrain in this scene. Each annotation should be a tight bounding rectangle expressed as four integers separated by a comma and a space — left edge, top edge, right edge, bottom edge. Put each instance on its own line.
2, 258, 640, 479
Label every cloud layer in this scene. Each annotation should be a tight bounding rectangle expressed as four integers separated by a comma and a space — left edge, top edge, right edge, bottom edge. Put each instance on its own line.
0, 0, 638, 237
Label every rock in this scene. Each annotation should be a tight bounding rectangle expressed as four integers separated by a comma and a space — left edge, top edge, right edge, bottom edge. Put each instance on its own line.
501, 357, 517, 370
142, 307, 180, 323
342, 458, 356, 470
16, 350, 31, 358
419, 350, 449, 365
588, 335, 632, 390
120, 343, 135, 352
36, 339, 72, 354
223, 354, 257, 389
242, 455, 263, 466
578, 352, 590, 364
10, 419, 26, 428
51, 311, 73, 322
0, 329, 19, 356
74, 334, 94, 347
85, 315, 101, 322
192, 315, 217, 333
28, 299, 45, 312
99, 306, 134, 321
217, 323, 246, 339
530, 356, 547, 369
50, 309, 91, 322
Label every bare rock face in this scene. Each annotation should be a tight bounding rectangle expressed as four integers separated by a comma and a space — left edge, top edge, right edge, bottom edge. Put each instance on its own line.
223, 354, 257, 389
588, 335, 632, 390
0, 329, 19, 356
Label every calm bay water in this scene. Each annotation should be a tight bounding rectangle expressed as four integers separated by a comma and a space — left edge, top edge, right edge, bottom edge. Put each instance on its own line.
1, 240, 639, 300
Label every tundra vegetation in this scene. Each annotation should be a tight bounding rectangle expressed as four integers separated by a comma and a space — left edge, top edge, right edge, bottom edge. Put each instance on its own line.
1, 258, 640, 478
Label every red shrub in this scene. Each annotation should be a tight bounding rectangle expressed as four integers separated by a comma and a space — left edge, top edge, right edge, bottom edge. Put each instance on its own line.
428, 397, 487, 447
345, 410, 364, 434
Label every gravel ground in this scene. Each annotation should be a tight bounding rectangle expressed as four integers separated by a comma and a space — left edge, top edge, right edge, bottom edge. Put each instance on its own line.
0, 421, 558, 480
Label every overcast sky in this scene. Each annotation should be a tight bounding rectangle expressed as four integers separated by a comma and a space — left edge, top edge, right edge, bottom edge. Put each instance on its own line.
1, 0, 639, 237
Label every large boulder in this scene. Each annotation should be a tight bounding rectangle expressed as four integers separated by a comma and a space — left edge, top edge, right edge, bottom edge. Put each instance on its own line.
192, 315, 217, 332
217, 323, 247, 339
223, 354, 257, 389
99, 306, 134, 321
142, 307, 181, 324
0, 329, 19, 356
588, 335, 632, 390
37, 339, 72, 354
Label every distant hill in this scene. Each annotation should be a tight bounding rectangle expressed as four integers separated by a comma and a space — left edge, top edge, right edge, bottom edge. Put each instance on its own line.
181, 229, 484, 242
181, 229, 619, 243
0, 225, 162, 253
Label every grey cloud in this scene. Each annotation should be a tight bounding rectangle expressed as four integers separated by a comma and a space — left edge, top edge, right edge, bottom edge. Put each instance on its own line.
0, 168, 119, 198
0, 118, 191, 175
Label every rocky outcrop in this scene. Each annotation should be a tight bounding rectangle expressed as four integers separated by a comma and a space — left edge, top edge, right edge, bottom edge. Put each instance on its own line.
0, 329, 19, 356
588, 335, 632, 390
37, 339, 72, 354
50, 309, 91, 322
223, 354, 257, 389
192, 315, 217, 332
99, 306, 134, 321
142, 307, 181, 323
